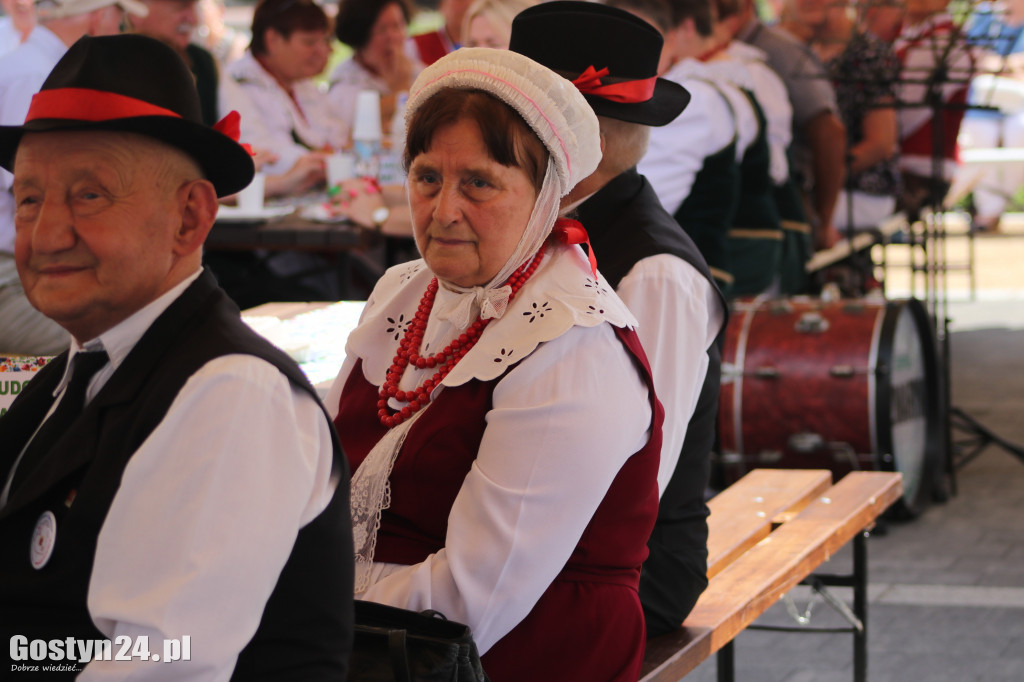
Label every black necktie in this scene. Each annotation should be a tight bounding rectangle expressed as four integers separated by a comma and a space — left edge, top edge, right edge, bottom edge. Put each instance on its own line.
9, 350, 110, 493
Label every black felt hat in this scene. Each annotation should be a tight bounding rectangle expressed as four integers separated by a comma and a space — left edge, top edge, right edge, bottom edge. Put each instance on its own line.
0, 34, 254, 197
509, 1, 690, 127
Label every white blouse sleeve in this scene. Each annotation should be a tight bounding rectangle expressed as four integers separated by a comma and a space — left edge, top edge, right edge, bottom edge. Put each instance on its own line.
80, 355, 337, 681
358, 322, 653, 653
616, 254, 724, 496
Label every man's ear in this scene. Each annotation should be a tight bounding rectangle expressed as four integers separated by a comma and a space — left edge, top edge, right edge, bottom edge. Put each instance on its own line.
173, 179, 219, 257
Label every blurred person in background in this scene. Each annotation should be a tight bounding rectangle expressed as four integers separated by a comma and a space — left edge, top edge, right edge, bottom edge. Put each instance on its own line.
219, 0, 350, 305
0, 0, 147, 356
226, 0, 340, 180
737, 0, 846, 251
462, 0, 537, 49
958, 0, 1024, 232
330, 0, 423, 137
690, 0, 785, 297
885, 0, 976, 217
720, 0, 813, 294
632, 0, 744, 295
780, 0, 901, 235
0, 0, 35, 55
131, 0, 219, 126
194, 0, 247, 66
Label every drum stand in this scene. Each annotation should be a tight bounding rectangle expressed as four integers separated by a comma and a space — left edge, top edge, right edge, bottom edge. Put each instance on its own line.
827, 5, 1024, 498
884, 13, 1024, 489
949, 407, 1024, 468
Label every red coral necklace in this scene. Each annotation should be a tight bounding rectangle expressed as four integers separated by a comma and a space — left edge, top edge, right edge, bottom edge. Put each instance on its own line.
378, 243, 547, 429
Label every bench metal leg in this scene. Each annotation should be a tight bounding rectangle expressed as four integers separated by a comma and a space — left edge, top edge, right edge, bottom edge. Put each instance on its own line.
717, 640, 735, 682
745, 528, 872, 682
853, 530, 868, 682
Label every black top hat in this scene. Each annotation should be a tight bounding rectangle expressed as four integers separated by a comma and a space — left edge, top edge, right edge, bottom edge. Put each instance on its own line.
0, 34, 254, 197
509, 1, 690, 127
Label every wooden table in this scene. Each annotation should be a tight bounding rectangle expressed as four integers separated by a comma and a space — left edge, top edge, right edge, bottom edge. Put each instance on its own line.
206, 209, 385, 303
207, 210, 375, 253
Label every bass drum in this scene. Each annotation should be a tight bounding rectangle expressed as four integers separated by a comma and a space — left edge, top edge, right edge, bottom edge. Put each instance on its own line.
718, 296, 944, 517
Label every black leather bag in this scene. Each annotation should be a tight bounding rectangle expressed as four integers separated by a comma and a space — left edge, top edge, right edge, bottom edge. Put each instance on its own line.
348, 600, 490, 682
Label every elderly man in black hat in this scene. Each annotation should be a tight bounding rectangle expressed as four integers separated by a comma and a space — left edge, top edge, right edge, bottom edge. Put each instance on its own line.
510, 0, 727, 636
0, 34, 353, 678
0, 0, 150, 356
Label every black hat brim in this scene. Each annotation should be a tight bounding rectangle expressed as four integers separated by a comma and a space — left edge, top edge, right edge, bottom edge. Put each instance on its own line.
0, 116, 255, 197
582, 78, 691, 127
510, 0, 691, 127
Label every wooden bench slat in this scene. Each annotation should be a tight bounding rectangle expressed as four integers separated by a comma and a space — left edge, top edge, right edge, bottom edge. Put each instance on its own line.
707, 469, 833, 579
641, 471, 903, 682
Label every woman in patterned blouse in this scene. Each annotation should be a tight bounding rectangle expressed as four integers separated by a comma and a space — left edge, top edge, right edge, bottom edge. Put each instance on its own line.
780, 0, 902, 235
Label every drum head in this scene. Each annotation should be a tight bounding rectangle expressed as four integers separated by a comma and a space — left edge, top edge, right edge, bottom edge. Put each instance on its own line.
876, 299, 943, 517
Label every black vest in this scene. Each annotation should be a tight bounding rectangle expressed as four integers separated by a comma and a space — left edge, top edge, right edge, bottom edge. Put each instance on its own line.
576, 169, 727, 636
672, 141, 740, 293
732, 89, 781, 232
0, 271, 353, 679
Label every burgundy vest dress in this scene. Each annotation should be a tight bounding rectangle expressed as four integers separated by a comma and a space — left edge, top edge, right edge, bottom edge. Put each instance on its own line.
336, 326, 662, 682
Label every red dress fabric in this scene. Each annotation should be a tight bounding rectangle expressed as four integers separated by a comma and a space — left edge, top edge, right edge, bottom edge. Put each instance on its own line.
335, 326, 662, 682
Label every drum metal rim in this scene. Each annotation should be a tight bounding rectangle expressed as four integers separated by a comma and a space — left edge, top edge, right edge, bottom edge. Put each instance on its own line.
732, 294, 770, 457
873, 297, 944, 516
867, 305, 887, 458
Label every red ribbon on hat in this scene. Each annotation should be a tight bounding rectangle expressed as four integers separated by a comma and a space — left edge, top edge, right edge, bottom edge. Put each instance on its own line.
27, 88, 181, 122
212, 110, 254, 156
553, 217, 598, 278
571, 66, 656, 104
25, 88, 254, 155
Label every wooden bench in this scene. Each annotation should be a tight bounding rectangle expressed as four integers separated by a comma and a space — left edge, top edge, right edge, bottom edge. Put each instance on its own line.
642, 469, 903, 682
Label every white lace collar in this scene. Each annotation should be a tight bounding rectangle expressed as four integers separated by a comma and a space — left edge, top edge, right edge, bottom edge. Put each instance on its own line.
344, 243, 636, 390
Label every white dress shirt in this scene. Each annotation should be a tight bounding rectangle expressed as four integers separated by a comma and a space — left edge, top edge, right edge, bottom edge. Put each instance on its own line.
52, 270, 340, 681
617, 254, 725, 496
726, 41, 795, 186
699, 59, 760, 164
638, 58, 738, 214
0, 16, 30, 58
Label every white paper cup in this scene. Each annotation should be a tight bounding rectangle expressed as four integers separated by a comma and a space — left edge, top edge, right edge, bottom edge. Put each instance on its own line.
352, 90, 383, 143
327, 153, 356, 187
237, 172, 265, 213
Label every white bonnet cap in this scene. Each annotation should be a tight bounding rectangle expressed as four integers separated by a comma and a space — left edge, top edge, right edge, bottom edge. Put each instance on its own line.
405, 47, 601, 197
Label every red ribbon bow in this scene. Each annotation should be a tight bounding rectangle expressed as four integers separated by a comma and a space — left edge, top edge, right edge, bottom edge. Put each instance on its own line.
571, 66, 656, 104
213, 110, 254, 156
553, 217, 598, 278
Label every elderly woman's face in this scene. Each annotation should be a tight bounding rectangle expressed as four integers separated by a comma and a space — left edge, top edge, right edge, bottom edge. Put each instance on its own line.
362, 3, 407, 62
409, 117, 537, 288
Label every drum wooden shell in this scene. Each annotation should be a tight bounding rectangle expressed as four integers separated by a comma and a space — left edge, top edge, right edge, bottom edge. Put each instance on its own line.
719, 296, 943, 516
